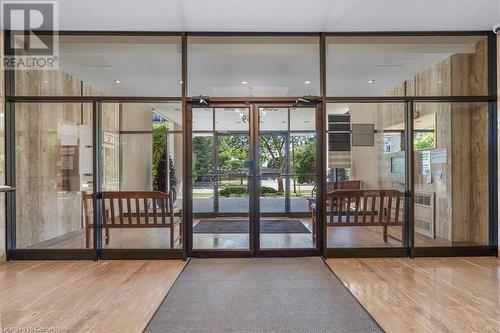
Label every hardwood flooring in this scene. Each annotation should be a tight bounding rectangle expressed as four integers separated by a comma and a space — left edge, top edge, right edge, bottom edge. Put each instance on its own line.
0, 260, 186, 333
327, 257, 500, 333
0, 257, 498, 333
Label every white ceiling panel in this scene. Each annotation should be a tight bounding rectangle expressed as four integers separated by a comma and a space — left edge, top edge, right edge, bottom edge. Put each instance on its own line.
3, 0, 498, 32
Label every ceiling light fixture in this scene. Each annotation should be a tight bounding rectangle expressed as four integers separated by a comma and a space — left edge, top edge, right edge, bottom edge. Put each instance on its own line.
368, 79, 375, 84
114, 79, 121, 84
178, 80, 183, 84
241, 81, 249, 85
304, 80, 311, 85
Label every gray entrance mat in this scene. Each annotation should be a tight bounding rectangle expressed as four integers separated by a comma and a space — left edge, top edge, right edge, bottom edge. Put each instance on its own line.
193, 219, 311, 234
144, 258, 384, 333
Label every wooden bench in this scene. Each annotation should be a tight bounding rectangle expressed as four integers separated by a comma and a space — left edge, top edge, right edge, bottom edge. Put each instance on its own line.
82, 191, 182, 248
312, 189, 406, 243
310, 180, 361, 241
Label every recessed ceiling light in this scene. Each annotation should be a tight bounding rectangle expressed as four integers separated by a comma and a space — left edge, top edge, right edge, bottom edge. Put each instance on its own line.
114, 79, 121, 84
43, 80, 48, 84
241, 81, 249, 85
304, 80, 311, 85
368, 79, 375, 84
178, 80, 183, 84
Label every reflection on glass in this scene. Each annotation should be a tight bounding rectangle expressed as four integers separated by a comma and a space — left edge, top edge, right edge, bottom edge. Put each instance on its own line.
326, 36, 488, 97
15, 35, 182, 96
290, 134, 316, 213
258, 107, 315, 249
188, 36, 320, 97
15, 103, 93, 249
218, 135, 250, 214
260, 108, 288, 131
192, 108, 250, 250
192, 134, 214, 214
326, 103, 407, 248
413, 102, 488, 247
100, 102, 183, 249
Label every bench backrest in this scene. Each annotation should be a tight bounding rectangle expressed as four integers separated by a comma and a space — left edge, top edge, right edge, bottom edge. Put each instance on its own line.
82, 191, 174, 226
326, 180, 361, 192
326, 189, 405, 226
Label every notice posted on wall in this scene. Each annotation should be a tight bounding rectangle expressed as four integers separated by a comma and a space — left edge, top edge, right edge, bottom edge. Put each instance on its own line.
430, 149, 447, 164
59, 124, 78, 146
103, 131, 115, 149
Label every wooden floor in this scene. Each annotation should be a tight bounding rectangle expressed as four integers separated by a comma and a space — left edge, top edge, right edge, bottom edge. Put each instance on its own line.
0, 260, 186, 333
1, 257, 498, 332
327, 257, 500, 333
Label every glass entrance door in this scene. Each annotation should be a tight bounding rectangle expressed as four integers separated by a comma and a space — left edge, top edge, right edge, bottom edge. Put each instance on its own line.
192, 107, 252, 251
257, 106, 317, 250
190, 103, 320, 255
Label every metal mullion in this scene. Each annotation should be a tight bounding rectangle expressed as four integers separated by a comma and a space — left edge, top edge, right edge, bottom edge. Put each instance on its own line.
13, 29, 491, 38
487, 32, 498, 253
285, 108, 291, 215
6, 96, 182, 103
5, 101, 15, 256
213, 129, 219, 215
21, 30, 183, 37
93, 101, 102, 260
251, 103, 260, 253
405, 101, 415, 257
182, 33, 190, 259
325, 96, 493, 103
186, 31, 321, 37
319, 33, 327, 256
488, 99, 498, 252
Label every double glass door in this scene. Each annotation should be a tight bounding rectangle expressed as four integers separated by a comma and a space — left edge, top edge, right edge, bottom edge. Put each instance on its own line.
191, 103, 319, 255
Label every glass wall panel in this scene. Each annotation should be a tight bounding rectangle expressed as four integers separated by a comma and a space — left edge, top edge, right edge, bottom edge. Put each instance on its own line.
188, 36, 320, 97
14, 102, 93, 249
413, 102, 489, 247
326, 102, 407, 248
101, 102, 183, 249
290, 133, 316, 213
192, 133, 214, 214
326, 36, 488, 97
14, 35, 182, 96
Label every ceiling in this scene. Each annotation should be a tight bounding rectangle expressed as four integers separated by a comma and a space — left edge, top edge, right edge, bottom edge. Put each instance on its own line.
57, 35, 483, 97
48, 0, 500, 32
6, 1, 497, 98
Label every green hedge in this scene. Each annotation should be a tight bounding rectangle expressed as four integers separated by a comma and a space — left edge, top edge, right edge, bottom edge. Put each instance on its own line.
219, 186, 279, 197
219, 186, 247, 197
260, 186, 278, 195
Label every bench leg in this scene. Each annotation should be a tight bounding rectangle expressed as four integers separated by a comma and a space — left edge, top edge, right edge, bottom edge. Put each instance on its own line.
383, 226, 388, 242
170, 223, 174, 249
402, 224, 406, 246
311, 208, 316, 243
85, 225, 90, 248
105, 227, 110, 246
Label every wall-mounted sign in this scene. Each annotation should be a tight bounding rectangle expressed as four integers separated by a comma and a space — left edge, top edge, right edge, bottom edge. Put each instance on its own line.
419, 150, 431, 175
430, 149, 447, 164
103, 131, 115, 149
78, 124, 93, 147
59, 124, 78, 146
